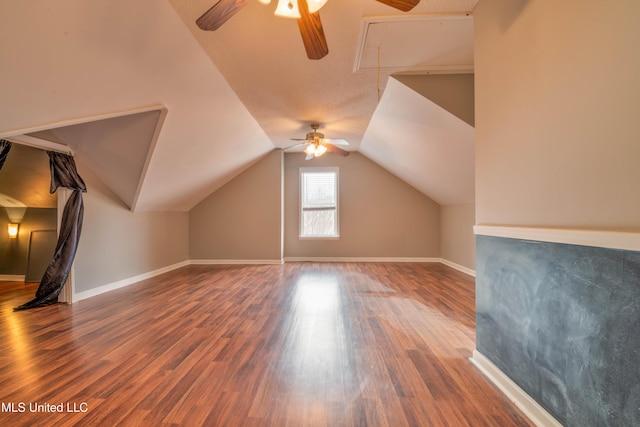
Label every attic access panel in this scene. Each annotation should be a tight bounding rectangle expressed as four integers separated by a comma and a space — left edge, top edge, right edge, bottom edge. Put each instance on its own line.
354, 14, 474, 74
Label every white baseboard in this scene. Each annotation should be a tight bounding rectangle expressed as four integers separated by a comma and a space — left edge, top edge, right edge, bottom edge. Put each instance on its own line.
470, 350, 562, 427
283, 257, 476, 277
71, 257, 474, 303
189, 259, 284, 265
283, 257, 440, 263
439, 258, 476, 277
0, 274, 26, 282
73, 260, 189, 302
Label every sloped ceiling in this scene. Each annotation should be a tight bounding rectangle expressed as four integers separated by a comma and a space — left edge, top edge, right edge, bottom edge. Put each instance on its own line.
0, 0, 477, 212
0, 0, 273, 212
361, 77, 475, 205
171, 0, 477, 148
29, 109, 166, 210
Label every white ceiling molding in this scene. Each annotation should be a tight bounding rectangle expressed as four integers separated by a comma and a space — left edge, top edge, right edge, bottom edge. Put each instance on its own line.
354, 14, 474, 75
6, 134, 74, 155
0, 105, 169, 142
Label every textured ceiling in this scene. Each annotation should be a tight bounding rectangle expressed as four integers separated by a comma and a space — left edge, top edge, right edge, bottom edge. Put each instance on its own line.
169, 0, 478, 148
354, 14, 474, 74
1, 0, 477, 212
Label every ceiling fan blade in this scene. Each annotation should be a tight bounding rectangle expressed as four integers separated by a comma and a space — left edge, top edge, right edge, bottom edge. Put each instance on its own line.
282, 142, 306, 151
196, 0, 251, 31
323, 138, 349, 146
326, 143, 349, 157
297, 0, 329, 60
375, 0, 420, 12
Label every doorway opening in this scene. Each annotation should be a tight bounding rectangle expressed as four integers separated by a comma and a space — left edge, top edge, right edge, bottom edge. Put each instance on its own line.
0, 143, 74, 302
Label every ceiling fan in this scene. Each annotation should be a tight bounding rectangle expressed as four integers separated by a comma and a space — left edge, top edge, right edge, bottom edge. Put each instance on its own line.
288, 123, 350, 160
196, 0, 420, 60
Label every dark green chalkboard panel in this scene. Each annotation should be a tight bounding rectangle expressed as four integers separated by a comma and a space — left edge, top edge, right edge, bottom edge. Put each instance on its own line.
476, 235, 640, 427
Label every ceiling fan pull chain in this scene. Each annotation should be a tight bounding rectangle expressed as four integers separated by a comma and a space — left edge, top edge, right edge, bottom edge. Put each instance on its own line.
377, 46, 381, 102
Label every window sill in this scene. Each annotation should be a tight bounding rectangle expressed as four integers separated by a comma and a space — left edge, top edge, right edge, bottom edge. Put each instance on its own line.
299, 236, 340, 240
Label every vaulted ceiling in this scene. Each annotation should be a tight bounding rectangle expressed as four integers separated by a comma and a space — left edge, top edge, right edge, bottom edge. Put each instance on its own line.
0, 0, 476, 212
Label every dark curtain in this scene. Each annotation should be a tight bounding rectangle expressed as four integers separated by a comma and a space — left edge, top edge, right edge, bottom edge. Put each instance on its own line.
15, 151, 86, 311
0, 139, 11, 170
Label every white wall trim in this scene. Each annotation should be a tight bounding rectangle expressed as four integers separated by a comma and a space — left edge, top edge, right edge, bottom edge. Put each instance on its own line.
470, 350, 562, 427
475, 224, 640, 252
440, 258, 476, 277
283, 257, 440, 263
0, 104, 168, 140
6, 134, 74, 155
73, 260, 189, 302
283, 257, 476, 277
70, 257, 474, 302
0, 274, 26, 282
189, 259, 284, 265
129, 107, 168, 213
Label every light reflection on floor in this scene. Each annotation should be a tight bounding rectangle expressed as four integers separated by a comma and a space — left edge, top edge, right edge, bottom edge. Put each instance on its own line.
1, 283, 41, 387
277, 269, 475, 398
279, 274, 350, 396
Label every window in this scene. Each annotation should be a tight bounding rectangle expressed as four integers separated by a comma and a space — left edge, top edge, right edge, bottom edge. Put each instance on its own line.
300, 167, 339, 238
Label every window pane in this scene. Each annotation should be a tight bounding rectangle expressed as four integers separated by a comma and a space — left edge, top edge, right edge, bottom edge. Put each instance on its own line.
302, 209, 336, 236
300, 167, 339, 238
302, 172, 336, 208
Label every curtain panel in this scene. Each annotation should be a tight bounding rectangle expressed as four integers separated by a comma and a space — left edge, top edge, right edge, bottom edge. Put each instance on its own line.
15, 151, 86, 311
0, 139, 11, 170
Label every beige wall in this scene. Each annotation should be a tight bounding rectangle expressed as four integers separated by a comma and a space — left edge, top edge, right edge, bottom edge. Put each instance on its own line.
394, 74, 475, 127
440, 203, 475, 270
0, 208, 57, 276
189, 150, 283, 261
74, 161, 189, 293
188, 150, 442, 261
284, 152, 440, 258
475, 0, 640, 230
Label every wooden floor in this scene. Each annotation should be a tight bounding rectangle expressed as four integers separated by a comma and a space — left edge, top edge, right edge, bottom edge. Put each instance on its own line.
0, 263, 532, 426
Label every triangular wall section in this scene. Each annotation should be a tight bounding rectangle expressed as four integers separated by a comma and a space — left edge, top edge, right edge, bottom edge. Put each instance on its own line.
29, 108, 166, 211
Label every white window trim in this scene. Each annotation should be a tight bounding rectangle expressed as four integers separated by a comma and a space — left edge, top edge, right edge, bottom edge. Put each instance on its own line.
299, 166, 340, 239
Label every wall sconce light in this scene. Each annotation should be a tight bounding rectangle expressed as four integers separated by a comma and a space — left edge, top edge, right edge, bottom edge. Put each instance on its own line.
8, 223, 18, 239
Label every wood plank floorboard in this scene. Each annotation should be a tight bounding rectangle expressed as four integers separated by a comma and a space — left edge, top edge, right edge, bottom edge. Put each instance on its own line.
0, 263, 533, 426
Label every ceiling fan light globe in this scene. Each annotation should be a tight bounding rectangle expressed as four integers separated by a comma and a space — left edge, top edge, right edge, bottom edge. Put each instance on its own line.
304, 144, 316, 155
307, 0, 328, 13
315, 144, 328, 156
274, 0, 301, 18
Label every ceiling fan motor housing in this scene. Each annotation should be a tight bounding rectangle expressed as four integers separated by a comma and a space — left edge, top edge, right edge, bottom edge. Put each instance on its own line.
306, 131, 324, 141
